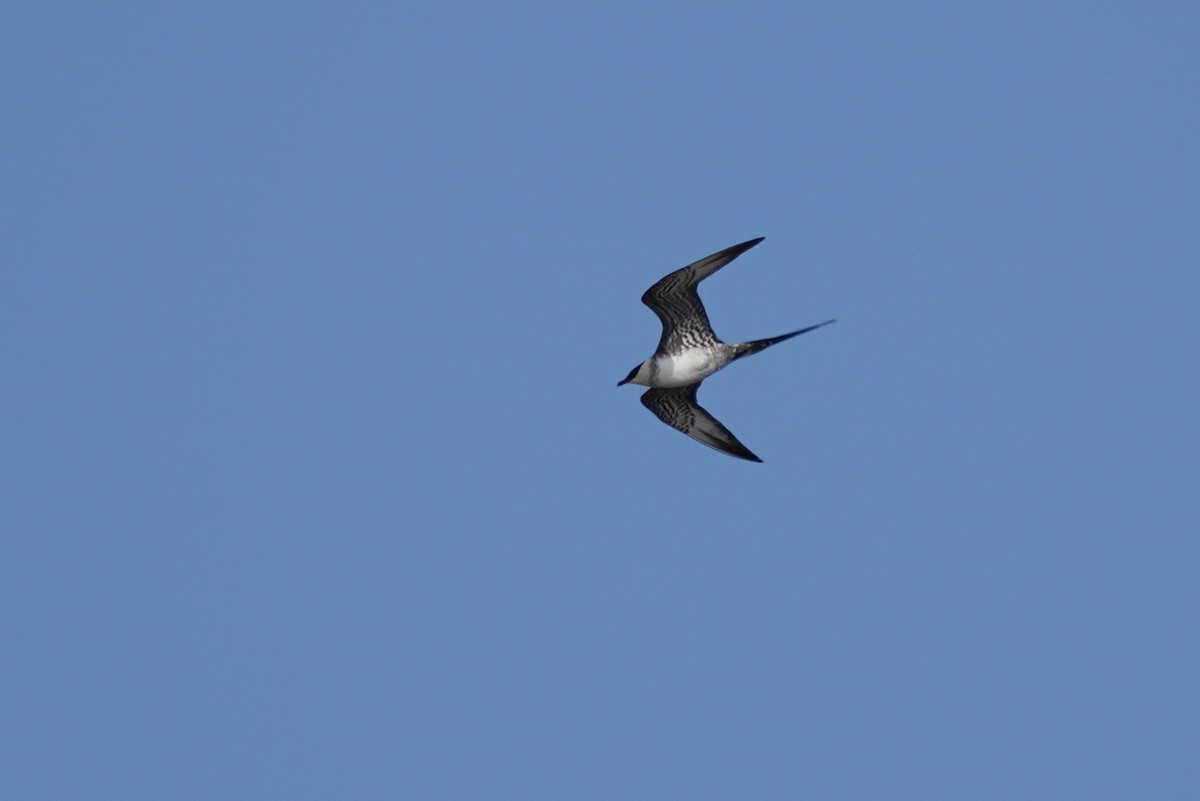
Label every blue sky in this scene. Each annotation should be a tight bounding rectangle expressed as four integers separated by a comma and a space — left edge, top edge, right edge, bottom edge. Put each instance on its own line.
3, 2, 1198, 799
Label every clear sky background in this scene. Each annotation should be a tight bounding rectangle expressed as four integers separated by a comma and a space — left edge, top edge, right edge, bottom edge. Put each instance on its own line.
3, 2, 1198, 799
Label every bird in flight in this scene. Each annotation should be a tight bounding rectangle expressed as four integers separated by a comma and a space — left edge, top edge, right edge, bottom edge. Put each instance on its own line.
618, 237, 833, 462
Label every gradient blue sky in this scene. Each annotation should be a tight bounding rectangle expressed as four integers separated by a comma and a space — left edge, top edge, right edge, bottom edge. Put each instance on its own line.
3, 2, 1198, 799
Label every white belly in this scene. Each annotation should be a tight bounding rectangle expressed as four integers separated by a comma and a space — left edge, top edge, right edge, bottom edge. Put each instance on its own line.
652, 349, 720, 387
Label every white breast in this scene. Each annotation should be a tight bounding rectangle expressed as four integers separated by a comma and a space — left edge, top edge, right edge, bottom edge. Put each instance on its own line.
652, 349, 718, 387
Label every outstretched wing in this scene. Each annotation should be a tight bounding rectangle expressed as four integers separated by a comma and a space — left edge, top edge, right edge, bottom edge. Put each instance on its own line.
641, 237, 764, 355
640, 383, 762, 463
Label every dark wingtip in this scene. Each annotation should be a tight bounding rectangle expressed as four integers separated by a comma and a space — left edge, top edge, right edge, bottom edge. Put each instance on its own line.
713, 237, 765, 262
740, 445, 764, 462
724, 442, 764, 462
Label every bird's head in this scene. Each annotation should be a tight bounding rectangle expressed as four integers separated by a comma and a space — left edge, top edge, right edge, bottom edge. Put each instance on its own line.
617, 360, 650, 387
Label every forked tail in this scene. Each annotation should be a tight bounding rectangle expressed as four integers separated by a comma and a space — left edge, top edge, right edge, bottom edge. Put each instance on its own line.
731, 319, 836, 362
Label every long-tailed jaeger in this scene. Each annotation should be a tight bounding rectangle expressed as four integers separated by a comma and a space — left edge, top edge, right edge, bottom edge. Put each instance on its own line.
618, 237, 834, 463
